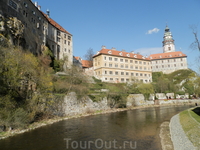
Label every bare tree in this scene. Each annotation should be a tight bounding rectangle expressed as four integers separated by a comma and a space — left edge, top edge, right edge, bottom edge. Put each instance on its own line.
190, 25, 200, 51
84, 48, 94, 67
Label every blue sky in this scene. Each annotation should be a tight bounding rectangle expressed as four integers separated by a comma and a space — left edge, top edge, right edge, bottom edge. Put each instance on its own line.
36, 0, 200, 72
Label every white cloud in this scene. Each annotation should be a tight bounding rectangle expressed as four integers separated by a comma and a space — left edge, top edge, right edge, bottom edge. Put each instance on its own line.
146, 28, 160, 34
134, 47, 163, 56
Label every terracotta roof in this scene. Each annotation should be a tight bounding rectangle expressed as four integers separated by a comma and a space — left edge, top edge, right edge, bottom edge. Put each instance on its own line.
42, 12, 71, 35
82, 60, 92, 68
74, 56, 80, 60
93, 49, 150, 60
148, 51, 187, 60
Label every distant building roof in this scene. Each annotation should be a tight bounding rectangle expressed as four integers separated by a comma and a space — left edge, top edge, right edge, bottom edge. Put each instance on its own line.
149, 51, 187, 60
82, 60, 92, 68
93, 48, 149, 60
42, 12, 72, 35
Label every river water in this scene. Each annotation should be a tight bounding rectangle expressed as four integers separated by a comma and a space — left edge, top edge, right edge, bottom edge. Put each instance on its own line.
0, 105, 193, 150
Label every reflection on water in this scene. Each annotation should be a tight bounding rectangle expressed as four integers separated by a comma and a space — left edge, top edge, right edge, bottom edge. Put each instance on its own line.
0, 105, 193, 150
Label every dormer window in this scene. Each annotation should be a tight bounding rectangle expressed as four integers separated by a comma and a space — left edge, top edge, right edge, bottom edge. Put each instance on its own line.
108, 50, 112, 54
119, 52, 123, 56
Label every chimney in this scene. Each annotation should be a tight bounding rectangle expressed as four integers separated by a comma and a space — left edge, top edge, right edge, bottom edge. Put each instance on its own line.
38, 5, 41, 10
46, 9, 50, 18
111, 47, 116, 50
131, 51, 134, 54
34, 2, 38, 7
101, 45, 106, 49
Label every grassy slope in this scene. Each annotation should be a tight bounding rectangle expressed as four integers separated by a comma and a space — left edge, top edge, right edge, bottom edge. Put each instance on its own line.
179, 108, 200, 148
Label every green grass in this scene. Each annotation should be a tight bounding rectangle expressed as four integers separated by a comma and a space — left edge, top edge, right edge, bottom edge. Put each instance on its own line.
179, 108, 200, 148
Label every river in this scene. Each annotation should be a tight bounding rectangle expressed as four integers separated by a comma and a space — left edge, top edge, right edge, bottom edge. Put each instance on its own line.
0, 105, 193, 150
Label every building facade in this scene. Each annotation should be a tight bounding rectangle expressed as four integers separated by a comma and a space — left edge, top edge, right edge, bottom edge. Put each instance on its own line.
93, 46, 152, 83
0, 0, 73, 67
44, 12, 73, 67
149, 26, 188, 74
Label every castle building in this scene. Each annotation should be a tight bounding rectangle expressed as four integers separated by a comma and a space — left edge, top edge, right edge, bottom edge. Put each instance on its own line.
0, 0, 73, 67
43, 12, 73, 67
93, 46, 152, 83
149, 26, 188, 74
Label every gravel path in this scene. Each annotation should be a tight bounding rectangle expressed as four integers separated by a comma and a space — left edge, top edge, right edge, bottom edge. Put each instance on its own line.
170, 114, 196, 150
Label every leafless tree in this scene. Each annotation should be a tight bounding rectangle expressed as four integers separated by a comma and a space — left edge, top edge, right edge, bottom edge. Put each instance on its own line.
84, 48, 94, 67
190, 25, 200, 51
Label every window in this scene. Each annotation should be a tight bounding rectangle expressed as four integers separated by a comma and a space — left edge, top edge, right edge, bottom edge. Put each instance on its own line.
125, 59, 128, 63
121, 78, 124, 82
168, 65, 170, 67
115, 71, 118, 75
68, 41, 70, 46
115, 64, 118, 67
131, 73, 134, 76
130, 60, 133, 63
135, 61, 138, 64
120, 59, 123, 62
174, 59, 176, 62
130, 65, 133, 69
104, 57, 106, 60
64, 40, 67, 44
110, 78, 113, 81
109, 57, 112, 61
126, 79, 129, 82
168, 47, 171, 50
114, 58, 118, 61
121, 65, 124, 68
68, 36, 71, 40
174, 64, 176, 67
135, 66, 138, 69
144, 74, 147, 77
140, 73, 143, 76
57, 37, 60, 42
143, 62, 146, 65
121, 72, 124, 75
109, 63, 112, 67
105, 71, 107, 74
139, 61, 142, 64
136, 73, 138, 76
105, 63, 106, 66
181, 58, 183, 61
109, 71, 113, 74
105, 78, 107, 80
126, 72, 129, 76
64, 34, 67, 38
125, 65, 128, 68
9, 0, 17, 10
140, 67, 142, 70
162, 65, 164, 68
57, 30, 60, 36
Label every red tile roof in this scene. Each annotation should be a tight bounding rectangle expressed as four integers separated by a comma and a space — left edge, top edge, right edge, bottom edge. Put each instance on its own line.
94, 49, 150, 60
74, 56, 80, 60
42, 12, 71, 35
82, 60, 92, 68
148, 51, 187, 60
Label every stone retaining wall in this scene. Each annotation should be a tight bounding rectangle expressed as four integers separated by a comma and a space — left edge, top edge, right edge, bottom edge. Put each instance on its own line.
63, 92, 109, 116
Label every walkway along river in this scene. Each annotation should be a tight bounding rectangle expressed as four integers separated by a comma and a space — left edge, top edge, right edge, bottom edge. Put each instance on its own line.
0, 105, 193, 150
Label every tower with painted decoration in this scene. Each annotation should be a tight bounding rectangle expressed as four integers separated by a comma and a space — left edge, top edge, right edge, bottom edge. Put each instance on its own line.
163, 25, 175, 53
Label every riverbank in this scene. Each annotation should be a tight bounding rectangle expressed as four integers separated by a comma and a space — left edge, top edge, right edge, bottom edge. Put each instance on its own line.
0, 102, 194, 141
170, 107, 200, 150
